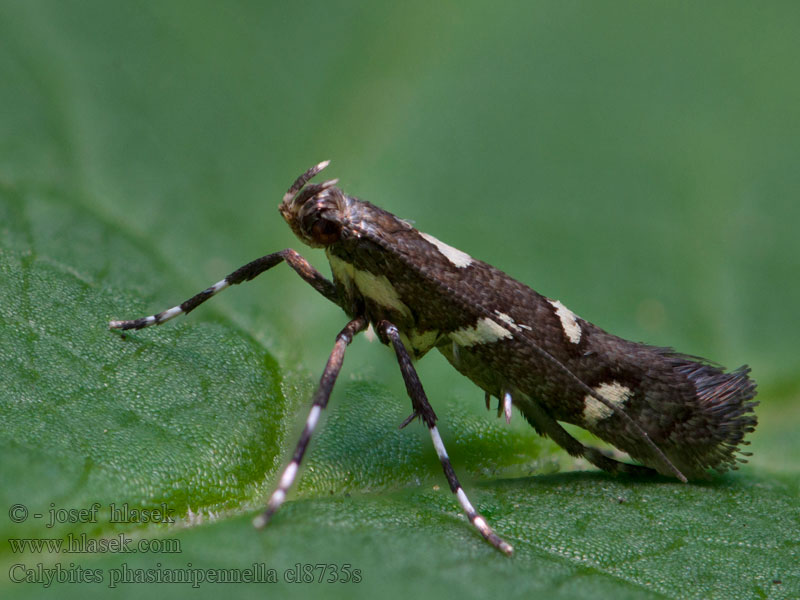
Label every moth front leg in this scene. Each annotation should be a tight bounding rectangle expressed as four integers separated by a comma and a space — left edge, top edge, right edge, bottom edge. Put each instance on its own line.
109, 249, 339, 330
378, 320, 514, 556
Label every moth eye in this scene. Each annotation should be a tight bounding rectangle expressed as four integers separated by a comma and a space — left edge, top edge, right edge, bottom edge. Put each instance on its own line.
309, 216, 342, 245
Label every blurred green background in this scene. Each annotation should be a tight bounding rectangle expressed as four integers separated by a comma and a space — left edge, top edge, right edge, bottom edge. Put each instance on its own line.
1, 2, 798, 599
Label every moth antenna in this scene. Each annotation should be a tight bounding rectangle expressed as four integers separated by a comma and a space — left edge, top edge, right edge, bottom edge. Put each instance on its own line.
319, 178, 339, 189
282, 160, 331, 205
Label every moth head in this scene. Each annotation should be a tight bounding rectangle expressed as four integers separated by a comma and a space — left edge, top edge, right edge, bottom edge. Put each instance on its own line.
279, 161, 346, 248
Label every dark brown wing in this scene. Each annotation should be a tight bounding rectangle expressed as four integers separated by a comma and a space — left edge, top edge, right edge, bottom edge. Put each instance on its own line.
330, 199, 757, 477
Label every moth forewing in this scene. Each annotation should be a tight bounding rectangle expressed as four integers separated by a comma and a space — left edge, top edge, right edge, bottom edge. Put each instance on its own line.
318, 178, 756, 480
109, 162, 757, 556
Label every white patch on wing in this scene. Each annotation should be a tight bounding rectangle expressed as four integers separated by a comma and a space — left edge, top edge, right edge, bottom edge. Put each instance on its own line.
353, 268, 411, 318
494, 311, 522, 331
548, 299, 581, 344
328, 254, 355, 291
328, 254, 411, 318
419, 232, 473, 268
583, 381, 632, 426
450, 318, 512, 347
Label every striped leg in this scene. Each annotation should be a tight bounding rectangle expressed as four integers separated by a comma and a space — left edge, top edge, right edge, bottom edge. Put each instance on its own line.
253, 316, 368, 529
379, 320, 514, 556
109, 249, 338, 330
524, 400, 658, 477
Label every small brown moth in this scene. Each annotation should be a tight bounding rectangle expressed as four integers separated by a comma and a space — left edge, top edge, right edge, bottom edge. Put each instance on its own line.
110, 162, 758, 555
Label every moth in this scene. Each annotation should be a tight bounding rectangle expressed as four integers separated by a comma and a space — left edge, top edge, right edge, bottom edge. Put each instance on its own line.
110, 162, 758, 555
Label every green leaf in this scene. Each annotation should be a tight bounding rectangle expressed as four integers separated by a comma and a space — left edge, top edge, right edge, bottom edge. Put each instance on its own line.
1, 2, 799, 599
0, 189, 287, 514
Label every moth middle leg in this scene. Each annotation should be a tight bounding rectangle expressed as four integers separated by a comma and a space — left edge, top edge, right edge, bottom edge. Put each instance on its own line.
253, 316, 368, 528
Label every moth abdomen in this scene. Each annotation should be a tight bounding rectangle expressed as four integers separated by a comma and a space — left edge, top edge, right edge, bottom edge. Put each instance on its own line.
562, 336, 758, 479
663, 353, 757, 469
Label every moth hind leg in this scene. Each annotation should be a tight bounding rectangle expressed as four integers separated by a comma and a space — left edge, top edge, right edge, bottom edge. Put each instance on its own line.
524, 401, 658, 478
582, 447, 657, 478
